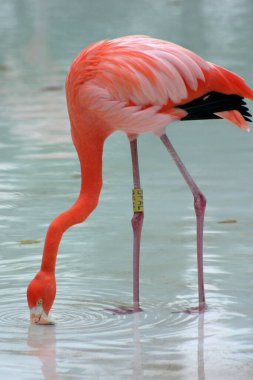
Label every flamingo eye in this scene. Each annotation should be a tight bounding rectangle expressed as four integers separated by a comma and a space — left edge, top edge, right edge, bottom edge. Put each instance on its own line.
37, 298, 43, 306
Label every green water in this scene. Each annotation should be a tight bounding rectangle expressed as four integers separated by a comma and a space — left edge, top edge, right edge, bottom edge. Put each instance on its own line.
0, 0, 253, 379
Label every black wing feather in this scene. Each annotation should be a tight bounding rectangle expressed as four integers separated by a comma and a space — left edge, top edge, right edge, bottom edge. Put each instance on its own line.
179, 91, 252, 122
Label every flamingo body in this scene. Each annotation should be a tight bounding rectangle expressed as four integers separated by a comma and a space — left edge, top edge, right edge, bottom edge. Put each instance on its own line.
27, 36, 253, 323
67, 35, 252, 139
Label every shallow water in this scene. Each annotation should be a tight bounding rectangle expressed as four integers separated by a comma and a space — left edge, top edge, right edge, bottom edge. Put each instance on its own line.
0, 0, 253, 379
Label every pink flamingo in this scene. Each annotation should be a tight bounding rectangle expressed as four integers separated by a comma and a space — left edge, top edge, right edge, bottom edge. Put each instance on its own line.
27, 36, 253, 324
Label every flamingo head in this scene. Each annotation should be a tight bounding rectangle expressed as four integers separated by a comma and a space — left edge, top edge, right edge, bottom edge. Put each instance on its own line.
27, 271, 56, 325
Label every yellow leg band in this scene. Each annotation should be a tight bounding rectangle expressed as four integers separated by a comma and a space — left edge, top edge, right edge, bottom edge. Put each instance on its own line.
132, 188, 144, 212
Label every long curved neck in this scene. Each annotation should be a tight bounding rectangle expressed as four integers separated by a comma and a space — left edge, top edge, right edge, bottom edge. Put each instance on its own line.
40, 137, 104, 274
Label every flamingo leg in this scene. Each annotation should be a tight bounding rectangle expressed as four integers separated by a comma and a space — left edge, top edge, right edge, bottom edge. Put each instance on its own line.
108, 139, 143, 315
130, 139, 144, 312
160, 134, 207, 313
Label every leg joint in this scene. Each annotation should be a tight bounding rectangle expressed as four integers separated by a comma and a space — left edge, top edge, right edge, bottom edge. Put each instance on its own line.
194, 192, 206, 216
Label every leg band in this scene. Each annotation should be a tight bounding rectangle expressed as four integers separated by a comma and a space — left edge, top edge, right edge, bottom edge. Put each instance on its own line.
132, 188, 144, 213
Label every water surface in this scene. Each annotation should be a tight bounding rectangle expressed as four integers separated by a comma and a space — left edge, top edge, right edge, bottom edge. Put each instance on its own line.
0, 1, 253, 379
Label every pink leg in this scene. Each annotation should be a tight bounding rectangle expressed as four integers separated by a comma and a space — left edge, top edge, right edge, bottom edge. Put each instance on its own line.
130, 139, 144, 312
108, 139, 143, 315
160, 134, 207, 313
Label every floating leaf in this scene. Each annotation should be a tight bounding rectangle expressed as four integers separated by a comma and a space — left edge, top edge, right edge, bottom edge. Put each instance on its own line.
40, 85, 63, 92
218, 219, 237, 224
0, 64, 9, 71
72, 173, 81, 179
19, 239, 40, 245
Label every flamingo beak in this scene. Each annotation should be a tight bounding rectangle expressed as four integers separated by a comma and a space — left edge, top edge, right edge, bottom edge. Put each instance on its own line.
30, 306, 54, 325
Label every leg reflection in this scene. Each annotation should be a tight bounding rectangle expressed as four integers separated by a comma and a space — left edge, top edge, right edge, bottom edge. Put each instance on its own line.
198, 314, 206, 380
132, 312, 144, 379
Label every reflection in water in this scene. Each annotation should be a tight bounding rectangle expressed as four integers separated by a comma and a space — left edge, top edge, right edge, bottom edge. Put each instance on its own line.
132, 312, 206, 380
198, 314, 205, 380
26, 310, 207, 380
132, 313, 143, 380
27, 324, 58, 380
25, 0, 49, 68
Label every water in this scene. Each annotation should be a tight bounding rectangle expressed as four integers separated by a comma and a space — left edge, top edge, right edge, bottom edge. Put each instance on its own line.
0, 0, 253, 378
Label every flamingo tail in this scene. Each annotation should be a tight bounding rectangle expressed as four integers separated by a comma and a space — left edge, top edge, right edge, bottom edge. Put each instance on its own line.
210, 64, 253, 101
179, 91, 252, 126
178, 63, 253, 131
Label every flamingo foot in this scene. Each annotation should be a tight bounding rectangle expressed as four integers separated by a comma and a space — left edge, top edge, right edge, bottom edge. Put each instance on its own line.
172, 303, 207, 315
183, 303, 208, 314
106, 305, 143, 315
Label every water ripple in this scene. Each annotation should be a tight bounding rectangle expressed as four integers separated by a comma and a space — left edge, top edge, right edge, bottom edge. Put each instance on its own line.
36, 286, 199, 341
0, 284, 197, 344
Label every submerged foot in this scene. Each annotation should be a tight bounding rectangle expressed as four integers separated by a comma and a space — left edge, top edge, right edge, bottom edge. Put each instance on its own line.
172, 302, 208, 315
183, 302, 208, 314
106, 305, 143, 315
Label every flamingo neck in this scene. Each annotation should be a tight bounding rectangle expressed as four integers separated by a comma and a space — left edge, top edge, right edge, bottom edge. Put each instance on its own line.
40, 138, 104, 274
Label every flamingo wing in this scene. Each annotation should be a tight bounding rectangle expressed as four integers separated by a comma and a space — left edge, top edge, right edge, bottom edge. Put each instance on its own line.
68, 36, 253, 136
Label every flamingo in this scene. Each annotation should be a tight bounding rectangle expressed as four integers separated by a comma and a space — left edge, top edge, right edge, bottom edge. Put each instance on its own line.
27, 35, 253, 324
